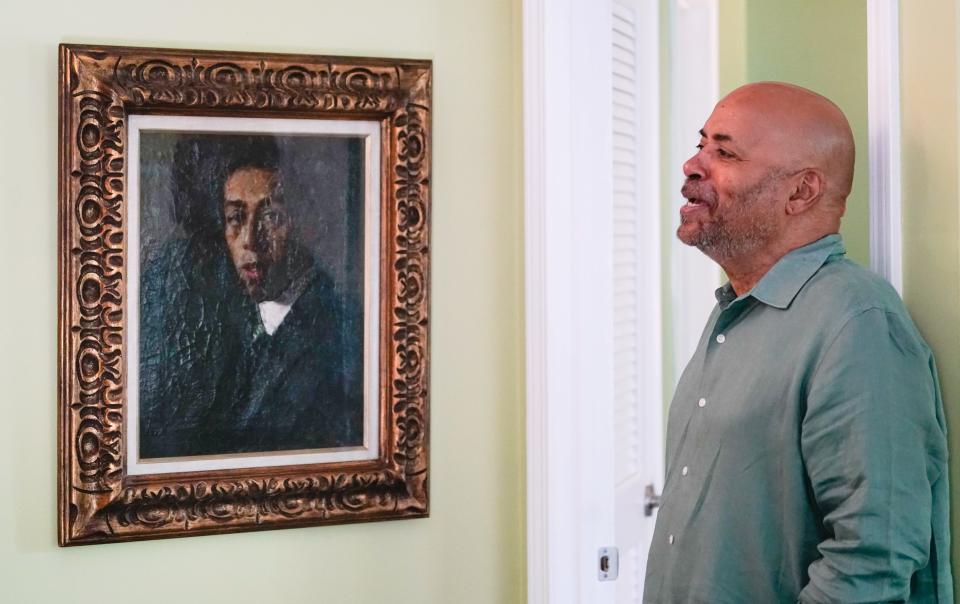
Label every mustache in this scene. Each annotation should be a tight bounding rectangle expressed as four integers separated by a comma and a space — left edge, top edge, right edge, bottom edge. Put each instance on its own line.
681, 180, 716, 205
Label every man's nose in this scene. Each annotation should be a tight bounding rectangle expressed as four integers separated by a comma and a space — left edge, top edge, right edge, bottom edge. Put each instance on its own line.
239, 219, 256, 250
683, 152, 705, 181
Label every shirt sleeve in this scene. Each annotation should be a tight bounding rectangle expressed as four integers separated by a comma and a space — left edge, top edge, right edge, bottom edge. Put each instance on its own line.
798, 307, 948, 604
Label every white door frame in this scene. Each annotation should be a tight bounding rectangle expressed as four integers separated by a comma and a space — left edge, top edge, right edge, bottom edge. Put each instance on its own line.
867, 0, 903, 293
524, 0, 670, 600
523, 0, 616, 601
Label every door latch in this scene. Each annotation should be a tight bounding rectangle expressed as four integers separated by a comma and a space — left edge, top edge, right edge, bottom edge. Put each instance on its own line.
644, 483, 661, 517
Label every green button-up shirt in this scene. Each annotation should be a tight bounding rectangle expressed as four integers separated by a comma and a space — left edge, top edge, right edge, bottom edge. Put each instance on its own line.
643, 235, 952, 603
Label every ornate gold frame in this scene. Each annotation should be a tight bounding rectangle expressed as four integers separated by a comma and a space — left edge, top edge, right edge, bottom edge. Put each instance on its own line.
57, 44, 431, 545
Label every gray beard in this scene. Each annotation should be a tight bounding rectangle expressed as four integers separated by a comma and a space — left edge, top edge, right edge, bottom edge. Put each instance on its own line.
688, 206, 778, 260
679, 171, 784, 261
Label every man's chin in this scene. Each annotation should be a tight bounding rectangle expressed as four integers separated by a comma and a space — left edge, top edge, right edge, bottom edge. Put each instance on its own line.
241, 279, 266, 302
676, 224, 703, 247
677, 226, 724, 258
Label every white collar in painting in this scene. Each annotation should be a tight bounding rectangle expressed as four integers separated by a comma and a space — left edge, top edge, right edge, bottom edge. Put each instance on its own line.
255, 268, 314, 336
258, 300, 293, 336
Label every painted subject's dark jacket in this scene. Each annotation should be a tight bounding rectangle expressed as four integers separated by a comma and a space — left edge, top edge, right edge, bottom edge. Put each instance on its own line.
138, 235, 363, 458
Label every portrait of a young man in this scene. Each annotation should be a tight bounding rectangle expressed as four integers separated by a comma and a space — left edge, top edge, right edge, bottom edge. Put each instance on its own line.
136, 132, 367, 459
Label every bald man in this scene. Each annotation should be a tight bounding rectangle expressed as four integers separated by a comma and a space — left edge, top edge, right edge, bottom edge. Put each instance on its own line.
643, 83, 952, 603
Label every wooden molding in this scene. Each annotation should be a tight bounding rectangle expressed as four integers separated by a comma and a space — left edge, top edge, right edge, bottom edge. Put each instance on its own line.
867, 0, 903, 293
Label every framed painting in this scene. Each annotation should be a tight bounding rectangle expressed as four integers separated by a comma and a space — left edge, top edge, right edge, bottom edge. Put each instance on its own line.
57, 44, 431, 544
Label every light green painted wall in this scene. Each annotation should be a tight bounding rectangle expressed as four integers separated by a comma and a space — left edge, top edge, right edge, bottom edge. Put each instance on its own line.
718, 0, 747, 96
718, 0, 870, 267
901, 0, 960, 571
0, 1, 525, 602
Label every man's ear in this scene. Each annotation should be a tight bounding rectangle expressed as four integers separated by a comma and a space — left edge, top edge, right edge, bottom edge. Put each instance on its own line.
785, 169, 824, 215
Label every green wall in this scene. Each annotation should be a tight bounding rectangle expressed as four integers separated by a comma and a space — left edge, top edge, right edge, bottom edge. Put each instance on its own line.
901, 0, 960, 571
718, 0, 870, 267
0, 1, 525, 602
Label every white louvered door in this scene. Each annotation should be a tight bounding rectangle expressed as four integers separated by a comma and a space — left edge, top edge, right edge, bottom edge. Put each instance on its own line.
523, 0, 717, 599
612, 1, 664, 602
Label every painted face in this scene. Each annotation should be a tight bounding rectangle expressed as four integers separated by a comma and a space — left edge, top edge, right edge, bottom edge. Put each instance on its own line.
222, 167, 291, 302
677, 98, 789, 261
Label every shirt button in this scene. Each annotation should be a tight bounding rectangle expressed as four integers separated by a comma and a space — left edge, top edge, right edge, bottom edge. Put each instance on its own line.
668, 534, 675, 545
698, 397, 706, 408
681, 466, 689, 476
716, 334, 726, 344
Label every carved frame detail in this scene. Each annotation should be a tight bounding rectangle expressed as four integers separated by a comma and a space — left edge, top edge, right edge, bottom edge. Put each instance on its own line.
57, 44, 431, 545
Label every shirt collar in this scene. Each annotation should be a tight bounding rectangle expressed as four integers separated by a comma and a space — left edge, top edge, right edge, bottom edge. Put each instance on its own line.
714, 234, 846, 310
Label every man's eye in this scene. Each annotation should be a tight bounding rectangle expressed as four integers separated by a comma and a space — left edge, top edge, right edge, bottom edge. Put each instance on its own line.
695, 143, 705, 151
717, 148, 734, 158
226, 212, 243, 226
260, 210, 284, 227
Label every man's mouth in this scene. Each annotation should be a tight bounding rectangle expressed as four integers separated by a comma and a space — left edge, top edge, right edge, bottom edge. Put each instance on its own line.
240, 262, 262, 283
680, 197, 710, 217
679, 181, 716, 219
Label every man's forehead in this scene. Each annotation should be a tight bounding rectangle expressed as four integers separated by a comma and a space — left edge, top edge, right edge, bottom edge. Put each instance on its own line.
224, 167, 280, 198
700, 101, 773, 148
